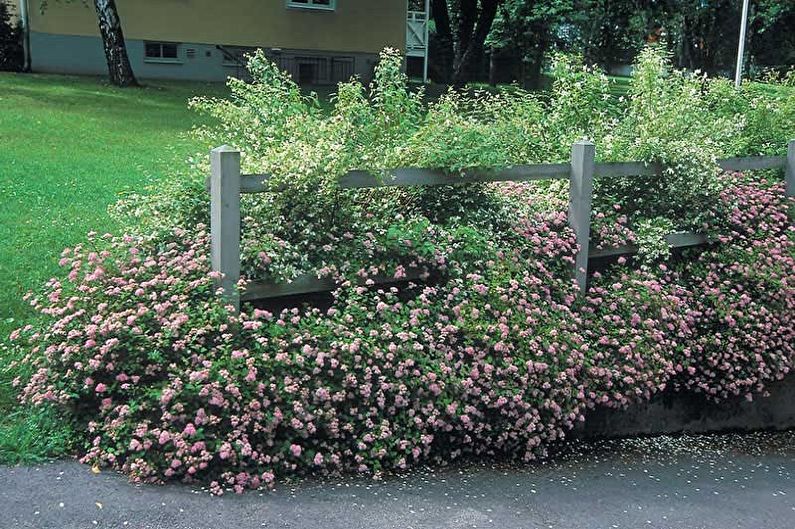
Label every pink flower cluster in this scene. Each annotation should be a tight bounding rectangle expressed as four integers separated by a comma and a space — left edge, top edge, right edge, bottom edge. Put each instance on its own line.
591, 204, 638, 250
9, 175, 793, 494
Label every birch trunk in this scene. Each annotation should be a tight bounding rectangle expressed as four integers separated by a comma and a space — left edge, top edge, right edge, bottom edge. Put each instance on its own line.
94, 0, 137, 87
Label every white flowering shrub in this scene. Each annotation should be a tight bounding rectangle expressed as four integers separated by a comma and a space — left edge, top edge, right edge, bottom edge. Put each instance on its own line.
114, 46, 793, 275
598, 49, 731, 229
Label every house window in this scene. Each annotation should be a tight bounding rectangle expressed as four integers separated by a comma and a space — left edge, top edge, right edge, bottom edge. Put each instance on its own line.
287, 0, 335, 11
144, 41, 181, 63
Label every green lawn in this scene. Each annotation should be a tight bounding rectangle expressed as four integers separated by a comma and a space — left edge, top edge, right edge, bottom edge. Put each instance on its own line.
0, 72, 230, 462
0, 73, 230, 336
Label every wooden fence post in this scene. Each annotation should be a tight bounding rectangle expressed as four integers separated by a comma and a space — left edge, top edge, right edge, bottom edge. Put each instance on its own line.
786, 139, 795, 198
210, 146, 241, 312
569, 140, 596, 295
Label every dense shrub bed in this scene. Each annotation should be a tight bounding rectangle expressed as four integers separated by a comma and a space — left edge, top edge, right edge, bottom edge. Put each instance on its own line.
10, 174, 793, 493
7, 46, 794, 492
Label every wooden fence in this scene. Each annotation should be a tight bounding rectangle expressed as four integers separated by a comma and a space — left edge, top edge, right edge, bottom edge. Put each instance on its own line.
209, 140, 795, 311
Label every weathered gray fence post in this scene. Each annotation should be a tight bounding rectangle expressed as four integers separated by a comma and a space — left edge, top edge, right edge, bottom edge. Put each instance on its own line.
569, 140, 596, 295
786, 139, 795, 198
210, 146, 241, 312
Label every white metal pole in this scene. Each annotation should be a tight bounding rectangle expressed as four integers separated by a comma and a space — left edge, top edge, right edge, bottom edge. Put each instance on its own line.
734, 0, 750, 88
19, 0, 31, 71
423, 0, 430, 84
422, 0, 431, 84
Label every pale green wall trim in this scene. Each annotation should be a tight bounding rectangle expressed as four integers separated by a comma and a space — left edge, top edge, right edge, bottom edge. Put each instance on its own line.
29, 31, 380, 84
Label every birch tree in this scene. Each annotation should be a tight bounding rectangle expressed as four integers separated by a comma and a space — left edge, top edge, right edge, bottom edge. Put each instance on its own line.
93, 0, 136, 86
42, 0, 137, 86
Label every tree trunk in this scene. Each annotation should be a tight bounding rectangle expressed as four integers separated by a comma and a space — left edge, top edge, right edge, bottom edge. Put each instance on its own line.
94, 0, 137, 87
678, 16, 693, 69
430, 0, 454, 83
488, 51, 497, 86
524, 41, 548, 90
451, 0, 501, 86
455, 0, 478, 62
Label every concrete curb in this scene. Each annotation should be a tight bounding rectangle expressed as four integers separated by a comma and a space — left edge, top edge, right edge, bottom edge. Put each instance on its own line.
576, 375, 795, 439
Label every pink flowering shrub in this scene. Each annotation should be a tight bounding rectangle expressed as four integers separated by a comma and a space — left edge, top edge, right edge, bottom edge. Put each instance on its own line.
590, 204, 638, 251
585, 175, 794, 403
672, 177, 795, 400
430, 213, 588, 459
13, 227, 230, 405
8, 174, 794, 494
581, 266, 690, 409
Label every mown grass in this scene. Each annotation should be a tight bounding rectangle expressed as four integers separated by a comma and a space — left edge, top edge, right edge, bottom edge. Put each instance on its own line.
0, 72, 230, 463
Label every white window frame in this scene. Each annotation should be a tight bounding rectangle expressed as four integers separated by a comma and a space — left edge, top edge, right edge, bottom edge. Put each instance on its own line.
286, 0, 336, 11
143, 41, 183, 64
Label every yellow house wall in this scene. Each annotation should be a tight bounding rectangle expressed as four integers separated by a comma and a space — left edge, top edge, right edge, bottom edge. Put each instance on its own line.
27, 0, 406, 53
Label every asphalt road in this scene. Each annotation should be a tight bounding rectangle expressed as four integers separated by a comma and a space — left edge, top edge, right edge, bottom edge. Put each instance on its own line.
1, 432, 793, 529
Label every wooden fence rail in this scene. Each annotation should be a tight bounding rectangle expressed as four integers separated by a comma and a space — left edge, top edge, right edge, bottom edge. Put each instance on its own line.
209, 140, 795, 311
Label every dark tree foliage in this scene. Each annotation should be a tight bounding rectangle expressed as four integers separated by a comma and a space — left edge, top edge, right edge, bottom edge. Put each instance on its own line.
568, 0, 795, 75
487, 0, 579, 88
746, 3, 795, 75
0, 0, 23, 72
431, 0, 795, 85
430, 0, 505, 85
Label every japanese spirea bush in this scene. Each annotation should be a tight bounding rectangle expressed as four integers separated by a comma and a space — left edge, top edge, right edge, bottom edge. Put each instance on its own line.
10, 173, 794, 494
9, 46, 795, 493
